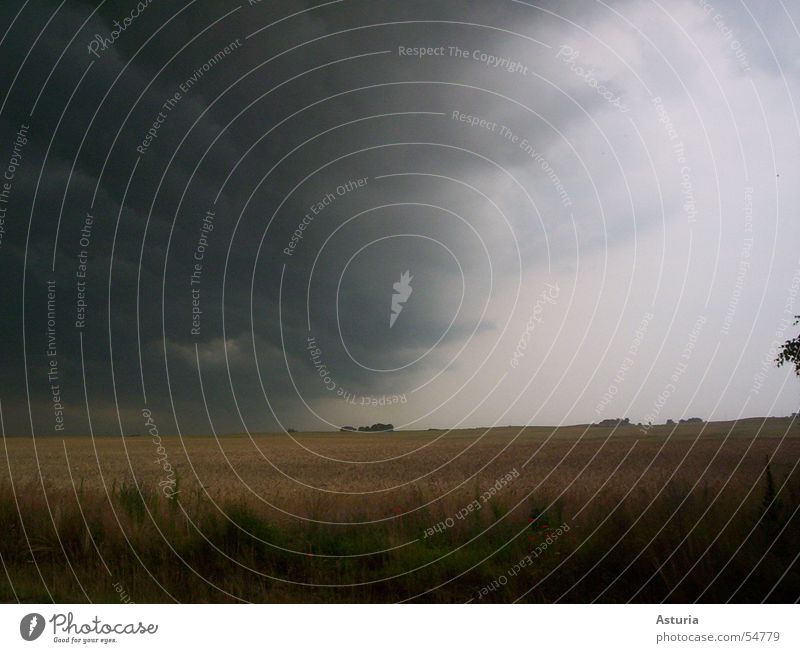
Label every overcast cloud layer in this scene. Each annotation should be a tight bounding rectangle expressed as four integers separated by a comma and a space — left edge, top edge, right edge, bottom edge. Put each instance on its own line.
1, 0, 799, 437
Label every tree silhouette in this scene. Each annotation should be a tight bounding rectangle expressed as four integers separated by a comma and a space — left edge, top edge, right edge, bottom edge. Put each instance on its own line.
776, 316, 800, 376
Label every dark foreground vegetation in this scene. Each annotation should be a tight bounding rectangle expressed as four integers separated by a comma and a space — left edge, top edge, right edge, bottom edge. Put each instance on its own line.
1, 462, 798, 603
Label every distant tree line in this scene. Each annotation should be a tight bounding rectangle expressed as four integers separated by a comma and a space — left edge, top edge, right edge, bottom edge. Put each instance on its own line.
593, 417, 704, 428
592, 418, 631, 427
340, 423, 394, 432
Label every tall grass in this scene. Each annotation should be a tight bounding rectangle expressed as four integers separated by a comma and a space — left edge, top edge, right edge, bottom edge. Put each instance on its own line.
0, 463, 798, 603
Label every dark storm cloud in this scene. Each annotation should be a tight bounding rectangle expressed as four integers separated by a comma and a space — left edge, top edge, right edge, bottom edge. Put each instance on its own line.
0, 0, 576, 435
2, 0, 799, 436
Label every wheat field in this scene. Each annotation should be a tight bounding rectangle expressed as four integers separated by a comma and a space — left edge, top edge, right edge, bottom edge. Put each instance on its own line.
1, 418, 798, 602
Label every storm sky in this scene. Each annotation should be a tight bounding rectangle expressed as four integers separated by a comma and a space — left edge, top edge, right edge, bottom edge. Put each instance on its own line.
1, 0, 799, 436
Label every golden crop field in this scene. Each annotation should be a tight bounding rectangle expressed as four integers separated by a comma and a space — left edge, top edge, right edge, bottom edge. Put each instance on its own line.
3, 418, 798, 515
1, 418, 798, 603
